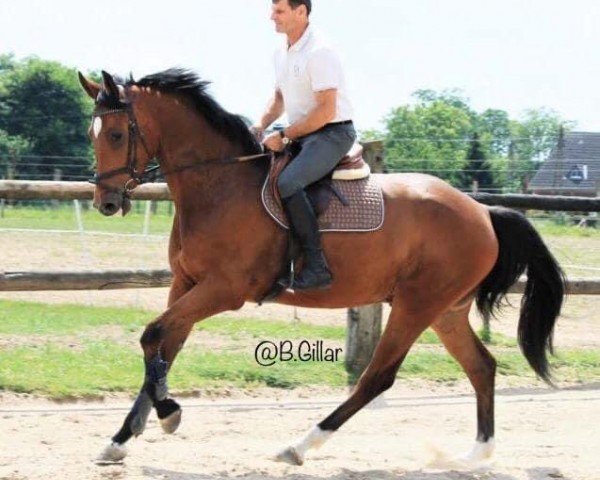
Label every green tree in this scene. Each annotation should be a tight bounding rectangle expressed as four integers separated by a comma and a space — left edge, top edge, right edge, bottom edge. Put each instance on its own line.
377, 88, 574, 193
412, 88, 475, 116
511, 108, 574, 162
462, 133, 494, 192
0, 129, 32, 178
0, 55, 15, 121
358, 129, 384, 142
0, 54, 16, 75
0, 57, 93, 180
383, 91, 473, 185
477, 108, 511, 157
501, 109, 575, 192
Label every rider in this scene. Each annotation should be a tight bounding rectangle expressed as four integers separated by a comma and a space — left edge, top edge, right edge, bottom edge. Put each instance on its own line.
253, 0, 356, 290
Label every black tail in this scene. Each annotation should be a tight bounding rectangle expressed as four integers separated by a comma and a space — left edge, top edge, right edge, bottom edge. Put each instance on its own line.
476, 207, 566, 384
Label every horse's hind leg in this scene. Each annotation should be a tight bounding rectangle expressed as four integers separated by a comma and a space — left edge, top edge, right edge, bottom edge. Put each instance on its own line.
431, 302, 497, 463
275, 295, 438, 466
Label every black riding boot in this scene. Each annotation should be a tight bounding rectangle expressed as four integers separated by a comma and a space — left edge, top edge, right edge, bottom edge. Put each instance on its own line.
282, 190, 332, 290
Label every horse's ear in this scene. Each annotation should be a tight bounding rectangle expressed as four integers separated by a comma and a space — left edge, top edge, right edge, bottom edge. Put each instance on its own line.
101, 70, 121, 100
78, 71, 100, 100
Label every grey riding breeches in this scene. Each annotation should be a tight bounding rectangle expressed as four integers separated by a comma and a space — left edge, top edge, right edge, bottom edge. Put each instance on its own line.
277, 122, 357, 199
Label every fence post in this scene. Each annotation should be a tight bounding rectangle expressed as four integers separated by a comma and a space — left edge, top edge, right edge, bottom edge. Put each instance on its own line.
345, 140, 385, 384
0, 172, 4, 218
6, 153, 15, 207
52, 169, 62, 209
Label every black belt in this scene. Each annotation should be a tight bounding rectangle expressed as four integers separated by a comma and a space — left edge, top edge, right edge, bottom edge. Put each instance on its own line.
327, 120, 353, 126
315, 120, 353, 133
297, 121, 354, 140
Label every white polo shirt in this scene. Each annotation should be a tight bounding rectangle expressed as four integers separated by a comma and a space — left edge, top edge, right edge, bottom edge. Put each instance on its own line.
274, 25, 353, 125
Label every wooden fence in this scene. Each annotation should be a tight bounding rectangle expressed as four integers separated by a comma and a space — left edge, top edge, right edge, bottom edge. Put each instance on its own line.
0, 270, 173, 292
1, 269, 598, 294
2, 180, 600, 212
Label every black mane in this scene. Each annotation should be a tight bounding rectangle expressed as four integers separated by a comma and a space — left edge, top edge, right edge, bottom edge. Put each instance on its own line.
127, 68, 261, 154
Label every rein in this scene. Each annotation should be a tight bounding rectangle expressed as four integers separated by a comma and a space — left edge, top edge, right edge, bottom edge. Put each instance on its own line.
90, 94, 270, 199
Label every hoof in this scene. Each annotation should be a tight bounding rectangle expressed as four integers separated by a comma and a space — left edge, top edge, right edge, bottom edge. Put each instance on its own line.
459, 439, 495, 465
274, 446, 303, 466
96, 442, 127, 464
160, 408, 182, 434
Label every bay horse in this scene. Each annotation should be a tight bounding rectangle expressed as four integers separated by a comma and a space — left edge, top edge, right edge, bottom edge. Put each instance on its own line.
78, 69, 565, 466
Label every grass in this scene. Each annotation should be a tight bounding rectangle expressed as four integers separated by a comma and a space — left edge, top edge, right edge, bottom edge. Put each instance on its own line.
0, 300, 460, 344
0, 342, 347, 397
1, 340, 598, 398
531, 218, 600, 238
0, 203, 174, 234
0, 300, 597, 399
198, 317, 345, 342
0, 301, 151, 335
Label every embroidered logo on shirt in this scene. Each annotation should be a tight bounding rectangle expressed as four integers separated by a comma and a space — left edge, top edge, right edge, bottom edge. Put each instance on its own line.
293, 65, 301, 77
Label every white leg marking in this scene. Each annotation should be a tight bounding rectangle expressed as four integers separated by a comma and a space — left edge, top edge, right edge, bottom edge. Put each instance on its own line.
460, 437, 495, 464
275, 425, 333, 466
96, 441, 127, 464
93, 117, 102, 139
427, 437, 495, 469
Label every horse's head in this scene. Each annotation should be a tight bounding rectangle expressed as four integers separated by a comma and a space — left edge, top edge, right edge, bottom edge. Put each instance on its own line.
78, 71, 158, 216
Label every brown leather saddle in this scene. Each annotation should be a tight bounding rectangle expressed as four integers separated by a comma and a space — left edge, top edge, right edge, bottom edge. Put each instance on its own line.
268, 143, 370, 215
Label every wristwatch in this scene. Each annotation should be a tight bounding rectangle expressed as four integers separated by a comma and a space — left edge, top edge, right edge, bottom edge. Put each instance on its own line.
279, 130, 291, 145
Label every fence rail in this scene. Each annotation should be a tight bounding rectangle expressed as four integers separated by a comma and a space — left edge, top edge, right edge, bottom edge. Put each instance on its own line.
1, 180, 600, 212
470, 193, 600, 212
0, 269, 598, 295
0, 270, 172, 292
0, 180, 170, 201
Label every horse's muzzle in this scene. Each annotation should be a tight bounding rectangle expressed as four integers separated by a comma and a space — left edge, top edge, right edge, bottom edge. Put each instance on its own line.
96, 192, 131, 217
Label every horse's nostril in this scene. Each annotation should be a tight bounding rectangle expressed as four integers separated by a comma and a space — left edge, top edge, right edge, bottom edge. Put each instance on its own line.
101, 202, 119, 216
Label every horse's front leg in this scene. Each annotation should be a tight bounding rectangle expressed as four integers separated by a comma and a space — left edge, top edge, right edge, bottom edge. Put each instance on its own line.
98, 278, 241, 462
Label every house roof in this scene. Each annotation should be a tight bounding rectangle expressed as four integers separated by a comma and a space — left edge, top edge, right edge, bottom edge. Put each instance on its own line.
529, 132, 600, 194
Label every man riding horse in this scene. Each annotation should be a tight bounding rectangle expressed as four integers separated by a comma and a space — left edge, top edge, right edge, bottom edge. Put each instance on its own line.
253, 0, 357, 290
78, 0, 565, 467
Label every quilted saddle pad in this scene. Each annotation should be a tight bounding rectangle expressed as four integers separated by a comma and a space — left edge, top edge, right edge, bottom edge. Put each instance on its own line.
261, 174, 385, 233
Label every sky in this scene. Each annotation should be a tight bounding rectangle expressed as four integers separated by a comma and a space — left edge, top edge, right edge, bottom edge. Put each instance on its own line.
1, 0, 599, 133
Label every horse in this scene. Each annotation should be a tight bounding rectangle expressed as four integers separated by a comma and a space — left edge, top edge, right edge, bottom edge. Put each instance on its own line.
78, 68, 565, 466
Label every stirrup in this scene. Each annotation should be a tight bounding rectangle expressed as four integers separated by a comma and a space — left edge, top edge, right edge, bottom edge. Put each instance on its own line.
292, 258, 332, 290
276, 261, 295, 289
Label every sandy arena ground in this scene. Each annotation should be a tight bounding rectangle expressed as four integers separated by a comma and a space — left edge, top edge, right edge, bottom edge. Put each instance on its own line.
0, 382, 598, 480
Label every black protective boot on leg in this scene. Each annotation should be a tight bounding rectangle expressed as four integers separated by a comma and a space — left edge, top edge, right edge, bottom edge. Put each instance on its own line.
282, 190, 332, 290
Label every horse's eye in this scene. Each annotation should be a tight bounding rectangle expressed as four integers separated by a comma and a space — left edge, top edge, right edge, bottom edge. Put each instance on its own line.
110, 132, 123, 142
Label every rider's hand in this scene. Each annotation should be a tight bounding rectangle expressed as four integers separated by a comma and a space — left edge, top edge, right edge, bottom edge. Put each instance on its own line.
262, 131, 285, 152
249, 124, 265, 142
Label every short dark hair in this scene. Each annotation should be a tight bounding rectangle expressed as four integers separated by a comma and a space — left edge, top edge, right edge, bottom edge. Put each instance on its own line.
272, 0, 312, 16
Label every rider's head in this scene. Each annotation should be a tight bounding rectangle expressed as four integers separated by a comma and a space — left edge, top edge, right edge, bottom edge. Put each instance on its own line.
271, 0, 311, 34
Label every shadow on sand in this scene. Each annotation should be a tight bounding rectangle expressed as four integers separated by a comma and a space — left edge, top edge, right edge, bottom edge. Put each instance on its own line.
140, 465, 564, 480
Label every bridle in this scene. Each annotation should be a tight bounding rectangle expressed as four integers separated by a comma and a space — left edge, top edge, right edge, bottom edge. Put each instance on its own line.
89, 89, 271, 203
89, 101, 157, 195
